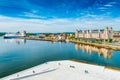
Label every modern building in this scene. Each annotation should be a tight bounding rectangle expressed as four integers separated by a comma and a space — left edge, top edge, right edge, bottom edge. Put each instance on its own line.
75, 27, 113, 40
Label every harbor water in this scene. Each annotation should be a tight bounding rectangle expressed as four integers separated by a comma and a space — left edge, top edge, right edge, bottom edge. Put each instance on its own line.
0, 37, 120, 78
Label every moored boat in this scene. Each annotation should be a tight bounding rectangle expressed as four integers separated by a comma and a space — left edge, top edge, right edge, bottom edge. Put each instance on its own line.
4, 31, 26, 39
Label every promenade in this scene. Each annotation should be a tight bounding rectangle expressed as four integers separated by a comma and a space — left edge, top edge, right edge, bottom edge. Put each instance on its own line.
2, 60, 120, 80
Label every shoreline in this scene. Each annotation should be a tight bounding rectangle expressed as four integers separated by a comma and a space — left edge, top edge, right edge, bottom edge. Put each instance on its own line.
24, 37, 120, 51
1, 60, 120, 80
70, 40, 120, 51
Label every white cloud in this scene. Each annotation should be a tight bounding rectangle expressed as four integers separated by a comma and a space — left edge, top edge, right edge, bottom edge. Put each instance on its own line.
0, 15, 120, 32
104, 4, 113, 7
84, 14, 97, 18
109, 2, 117, 5
104, 1, 117, 7
98, 7, 107, 10
31, 10, 39, 13
20, 12, 46, 19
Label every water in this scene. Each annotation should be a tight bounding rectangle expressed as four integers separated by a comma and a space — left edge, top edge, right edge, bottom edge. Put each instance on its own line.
0, 37, 120, 78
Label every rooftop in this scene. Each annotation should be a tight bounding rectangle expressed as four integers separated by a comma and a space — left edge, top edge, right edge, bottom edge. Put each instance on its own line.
2, 60, 120, 80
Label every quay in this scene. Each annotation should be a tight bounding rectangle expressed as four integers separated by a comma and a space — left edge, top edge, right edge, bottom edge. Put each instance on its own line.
23, 37, 120, 51
70, 40, 120, 51
2, 60, 120, 80
24, 37, 52, 41
24, 37, 66, 42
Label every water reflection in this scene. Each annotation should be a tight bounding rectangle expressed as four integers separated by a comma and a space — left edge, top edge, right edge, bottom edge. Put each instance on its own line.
4, 39, 26, 44
75, 44, 113, 59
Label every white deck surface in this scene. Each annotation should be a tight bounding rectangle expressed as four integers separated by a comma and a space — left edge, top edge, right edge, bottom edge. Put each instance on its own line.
1, 60, 120, 80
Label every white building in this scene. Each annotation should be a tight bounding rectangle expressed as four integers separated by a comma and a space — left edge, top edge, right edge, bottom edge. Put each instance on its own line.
75, 27, 113, 40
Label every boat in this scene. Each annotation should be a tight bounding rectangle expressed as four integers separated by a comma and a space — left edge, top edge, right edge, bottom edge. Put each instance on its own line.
4, 31, 26, 39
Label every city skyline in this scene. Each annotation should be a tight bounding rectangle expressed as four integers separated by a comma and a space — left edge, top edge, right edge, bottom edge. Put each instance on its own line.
0, 0, 120, 32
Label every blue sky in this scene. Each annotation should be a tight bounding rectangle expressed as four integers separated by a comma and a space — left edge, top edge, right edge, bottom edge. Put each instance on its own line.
0, 0, 120, 32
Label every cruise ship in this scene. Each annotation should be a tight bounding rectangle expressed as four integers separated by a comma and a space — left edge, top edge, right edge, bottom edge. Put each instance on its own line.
4, 31, 26, 39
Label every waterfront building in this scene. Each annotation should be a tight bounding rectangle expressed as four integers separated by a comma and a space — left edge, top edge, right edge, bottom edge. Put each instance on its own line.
21, 31, 27, 36
114, 32, 120, 37
113, 32, 120, 42
57, 34, 66, 40
39, 34, 46, 38
75, 27, 113, 40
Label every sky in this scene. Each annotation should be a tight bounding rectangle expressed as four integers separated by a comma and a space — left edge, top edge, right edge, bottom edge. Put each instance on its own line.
0, 0, 120, 32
